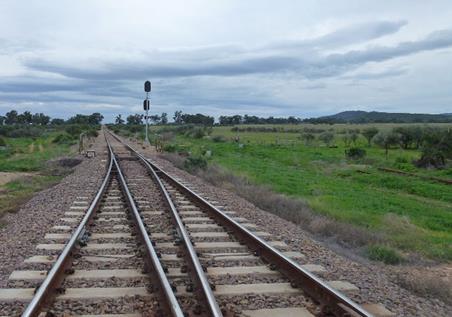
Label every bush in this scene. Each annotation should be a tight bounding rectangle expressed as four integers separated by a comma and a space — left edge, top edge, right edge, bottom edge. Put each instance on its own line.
163, 144, 178, 153
0, 137, 6, 147
345, 147, 366, 160
366, 245, 404, 264
319, 132, 334, 146
86, 129, 99, 138
301, 133, 315, 145
191, 128, 206, 139
0, 126, 11, 136
8, 127, 43, 138
184, 156, 208, 171
395, 156, 408, 164
212, 135, 226, 143
52, 133, 74, 144
65, 125, 83, 137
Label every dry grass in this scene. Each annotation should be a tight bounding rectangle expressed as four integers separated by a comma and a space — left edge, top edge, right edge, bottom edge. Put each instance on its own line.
396, 271, 452, 305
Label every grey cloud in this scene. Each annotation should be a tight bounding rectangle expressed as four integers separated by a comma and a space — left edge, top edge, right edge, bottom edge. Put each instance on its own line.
22, 27, 452, 82
342, 68, 408, 80
268, 20, 407, 50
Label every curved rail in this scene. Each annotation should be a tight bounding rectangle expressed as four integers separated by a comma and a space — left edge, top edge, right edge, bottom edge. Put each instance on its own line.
107, 131, 223, 317
107, 129, 373, 317
22, 137, 114, 317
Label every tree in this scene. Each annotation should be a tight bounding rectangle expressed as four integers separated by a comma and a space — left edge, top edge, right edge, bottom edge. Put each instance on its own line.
362, 127, 379, 146
181, 113, 214, 125
5, 110, 18, 125
32, 113, 50, 125
0, 116, 5, 125
415, 127, 452, 168
149, 114, 161, 124
51, 118, 65, 125
393, 126, 415, 149
17, 111, 33, 124
161, 112, 168, 124
173, 110, 183, 124
319, 132, 334, 146
372, 131, 400, 158
88, 112, 103, 125
127, 114, 143, 125
115, 114, 125, 125
288, 116, 301, 124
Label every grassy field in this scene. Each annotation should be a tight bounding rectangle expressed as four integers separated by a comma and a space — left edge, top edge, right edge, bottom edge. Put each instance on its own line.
143, 123, 452, 262
0, 131, 76, 221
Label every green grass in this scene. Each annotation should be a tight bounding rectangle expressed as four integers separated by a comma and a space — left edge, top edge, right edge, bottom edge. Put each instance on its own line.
0, 132, 74, 220
0, 133, 73, 172
149, 124, 452, 261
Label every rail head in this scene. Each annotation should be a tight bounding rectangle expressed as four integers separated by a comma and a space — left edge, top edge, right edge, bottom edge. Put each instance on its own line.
22, 139, 114, 317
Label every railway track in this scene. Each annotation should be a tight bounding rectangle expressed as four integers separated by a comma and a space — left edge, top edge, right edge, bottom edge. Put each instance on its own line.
0, 130, 392, 316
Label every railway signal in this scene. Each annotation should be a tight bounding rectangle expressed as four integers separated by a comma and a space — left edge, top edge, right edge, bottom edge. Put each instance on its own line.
143, 81, 151, 144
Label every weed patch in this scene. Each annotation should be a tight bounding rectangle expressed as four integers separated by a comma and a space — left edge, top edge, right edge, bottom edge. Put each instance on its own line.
366, 245, 404, 264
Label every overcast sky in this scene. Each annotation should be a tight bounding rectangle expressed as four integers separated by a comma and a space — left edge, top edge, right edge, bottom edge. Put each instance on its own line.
1, 1, 452, 122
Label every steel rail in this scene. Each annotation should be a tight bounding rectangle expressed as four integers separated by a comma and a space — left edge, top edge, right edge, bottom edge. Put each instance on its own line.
107, 131, 223, 317
107, 138, 185, 317
22, 136, 114, 317
108, 130, 373, 317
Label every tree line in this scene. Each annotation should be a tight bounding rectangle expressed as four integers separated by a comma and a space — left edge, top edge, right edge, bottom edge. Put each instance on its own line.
116, 111, 214, 126
0, 110, 104, 125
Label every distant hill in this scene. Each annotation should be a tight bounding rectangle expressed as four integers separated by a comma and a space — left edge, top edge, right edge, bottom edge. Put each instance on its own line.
304, 110, 452, 124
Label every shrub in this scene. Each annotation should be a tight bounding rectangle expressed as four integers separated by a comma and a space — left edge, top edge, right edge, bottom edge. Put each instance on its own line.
0, 126, 11, 136
395, 156, 408, 164
52, 133, 74, 144
8, 127, 43, 138
366, 245, 404, 264
396, 271, 451, 305
345, 147, 366, 160
183, 156, 208, 171
65, 125, 83, 137
301, 133, 315, 145
163, 143, 178, 153
86, 129, 99, 138
0, 137, 6, 147
191, 128, 206, 139
319, 132, 334, 146
212, 135, 226, 143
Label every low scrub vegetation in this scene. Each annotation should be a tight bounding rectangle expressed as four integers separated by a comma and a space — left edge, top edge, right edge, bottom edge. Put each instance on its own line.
395, 271, 452, 305
366, 245, 404, 264
151, 122, 452, 263
0, 110, 101, 219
